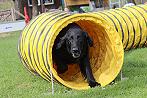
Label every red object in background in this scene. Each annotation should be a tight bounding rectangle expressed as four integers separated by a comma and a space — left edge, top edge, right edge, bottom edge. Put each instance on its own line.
24, 6, 30, 25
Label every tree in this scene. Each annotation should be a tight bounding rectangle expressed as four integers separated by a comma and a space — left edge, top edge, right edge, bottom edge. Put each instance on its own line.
13, 0, 39, 19
12, 0, 28, 19
32, 0, 39, 18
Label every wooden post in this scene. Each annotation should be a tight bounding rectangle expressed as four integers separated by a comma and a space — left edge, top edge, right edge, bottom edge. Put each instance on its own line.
40, 0, 45, 13
32, 0, 39, 18
13, 0, 19, 19
63, 0, 69, 12
11, 8, 16, 21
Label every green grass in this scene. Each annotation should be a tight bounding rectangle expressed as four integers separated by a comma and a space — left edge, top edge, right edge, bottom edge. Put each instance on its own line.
0, 1, 14, 11
0, 32, 147, 98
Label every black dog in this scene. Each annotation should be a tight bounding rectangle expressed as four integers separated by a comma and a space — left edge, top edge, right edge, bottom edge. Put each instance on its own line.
52, 23, 100, 87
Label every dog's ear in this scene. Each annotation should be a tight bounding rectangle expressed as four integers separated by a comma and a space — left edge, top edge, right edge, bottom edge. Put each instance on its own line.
56, 34, 67, 49
84, 32, 93, 47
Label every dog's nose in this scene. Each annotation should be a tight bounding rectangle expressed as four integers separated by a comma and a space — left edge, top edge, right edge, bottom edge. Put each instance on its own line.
72, 48, 79, 53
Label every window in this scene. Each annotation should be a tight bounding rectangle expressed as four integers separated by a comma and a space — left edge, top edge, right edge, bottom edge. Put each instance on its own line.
28, 0, 54, 6
43, 0, 54, 5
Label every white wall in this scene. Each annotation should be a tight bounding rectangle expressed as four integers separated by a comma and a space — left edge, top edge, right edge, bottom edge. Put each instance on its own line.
0, 20, 25, 33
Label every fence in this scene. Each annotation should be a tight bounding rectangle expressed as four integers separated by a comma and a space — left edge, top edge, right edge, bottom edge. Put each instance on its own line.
0, 8, 25, 22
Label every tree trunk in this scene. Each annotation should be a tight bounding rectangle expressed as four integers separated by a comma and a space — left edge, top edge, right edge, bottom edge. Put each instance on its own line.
54, 0, 60, 9
12, 0, 28, 20
32, 0, 39, 18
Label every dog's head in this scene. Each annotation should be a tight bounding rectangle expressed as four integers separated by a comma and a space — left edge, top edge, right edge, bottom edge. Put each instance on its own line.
56, 24, 93, 58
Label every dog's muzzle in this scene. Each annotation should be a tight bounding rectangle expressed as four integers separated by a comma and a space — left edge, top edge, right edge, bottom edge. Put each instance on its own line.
71, 48, 80, 58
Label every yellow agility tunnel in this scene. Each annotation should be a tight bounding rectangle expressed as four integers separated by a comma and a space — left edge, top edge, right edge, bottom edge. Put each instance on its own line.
18, 5, 147, 90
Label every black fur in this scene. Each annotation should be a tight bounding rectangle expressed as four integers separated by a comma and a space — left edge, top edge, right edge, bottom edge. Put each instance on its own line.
52, 23, 100, 87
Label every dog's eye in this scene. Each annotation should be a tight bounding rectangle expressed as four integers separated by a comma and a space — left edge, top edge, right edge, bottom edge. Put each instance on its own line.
77, 36, 80, 39
70, 36, 73, 39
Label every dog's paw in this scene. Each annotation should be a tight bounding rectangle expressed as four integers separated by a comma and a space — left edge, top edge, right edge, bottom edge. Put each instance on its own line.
89, 80, 100, 88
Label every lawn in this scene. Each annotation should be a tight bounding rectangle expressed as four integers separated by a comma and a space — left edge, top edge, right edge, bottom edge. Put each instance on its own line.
0, 31, 147, 98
